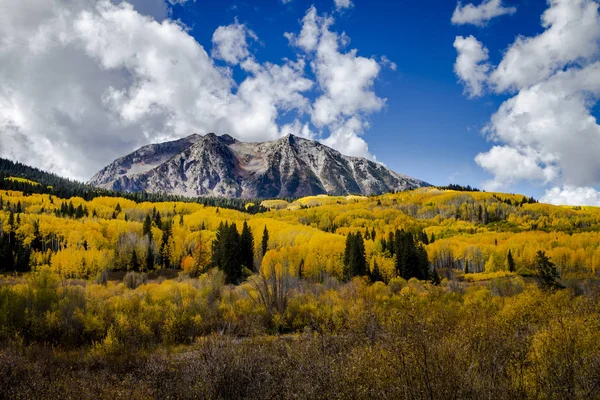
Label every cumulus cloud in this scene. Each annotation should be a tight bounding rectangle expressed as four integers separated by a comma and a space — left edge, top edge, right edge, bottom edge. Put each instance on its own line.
0, 1, 389, 180
0, 0, 313, 179
542, 186, 600, 206
288, 6, 385, 159
490, 0, 600, 92
453, 35, 490, 97
452, 0, 600, 205
475, 145, 559, 191
334, 0, 353, 11
211, 19, 257, 65
451, 0, 516, 26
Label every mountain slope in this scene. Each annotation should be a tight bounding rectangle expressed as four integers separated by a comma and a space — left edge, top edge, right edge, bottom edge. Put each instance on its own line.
89, 133, 430, 198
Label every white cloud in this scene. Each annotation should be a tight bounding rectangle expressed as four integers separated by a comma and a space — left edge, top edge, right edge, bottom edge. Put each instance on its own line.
453, 35, 490, 98
380, 55, 397, 71
475, 145, 559, 191
0, 0, 312, 179
321, 116, 371, 158
286, 6, 320, 52
481, 63, 600, 188
0, 1, 390, 180
334, 0, 353, 11
490, 0, 600, 92
288, 7, 385, 160
211, 19, 257, 65
452, 0, 600, 195
451, 0, 516, 26
541, 186, 600, 206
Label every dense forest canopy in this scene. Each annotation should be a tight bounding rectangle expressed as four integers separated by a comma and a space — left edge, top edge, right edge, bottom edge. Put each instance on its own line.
2, 160, 600, 398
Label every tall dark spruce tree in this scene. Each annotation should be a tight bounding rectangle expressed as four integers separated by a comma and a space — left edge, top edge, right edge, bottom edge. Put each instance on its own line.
143, 214, 154, 271
393, 229, 429, 281
261, 225, 269, 257
212, 222, 250, 284
240, 221, 254, 271
507, 249, 515, 273
344, 232, 367, 280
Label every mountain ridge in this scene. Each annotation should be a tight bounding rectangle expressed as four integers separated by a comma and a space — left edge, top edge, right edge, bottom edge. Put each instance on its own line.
88, 133, 430, 198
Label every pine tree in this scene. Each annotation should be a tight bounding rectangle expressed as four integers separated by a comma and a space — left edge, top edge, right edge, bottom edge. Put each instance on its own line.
131, 250, 140, 272
430, 268, 441, 285
371, 228, 376, 241
154, 210, 162, 229
212, 222, 242, 284
179, 214, 184, 226
240, 221, 254, 271
464, 260, 469, 274
344, 232, 367, 279
261, 225, 269, 257
507, 250, 515, 273
160, 220, 172, 269
146, 244, 154, 271
535, 251, 562, 290
76, 204, 84, 219
143, 214, 153, 240
0, 235, 14, 271
370, 259, 384, 282
364, 227, 370, 240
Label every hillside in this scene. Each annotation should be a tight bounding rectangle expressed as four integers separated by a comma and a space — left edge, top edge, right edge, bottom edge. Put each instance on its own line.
1, 184, 600, 398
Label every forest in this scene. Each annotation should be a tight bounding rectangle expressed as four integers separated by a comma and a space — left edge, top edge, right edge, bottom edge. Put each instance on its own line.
1, 173, 600, 398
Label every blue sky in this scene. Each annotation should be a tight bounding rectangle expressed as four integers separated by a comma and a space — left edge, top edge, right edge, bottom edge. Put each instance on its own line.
2, 0, 600, 205
168, 0, 553, 197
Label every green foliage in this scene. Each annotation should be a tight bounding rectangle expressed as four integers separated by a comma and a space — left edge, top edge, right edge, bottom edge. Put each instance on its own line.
240, 221, 254, 271
535, 250, 563, 290
343, 232, 367, 279
261, 225, 269, 257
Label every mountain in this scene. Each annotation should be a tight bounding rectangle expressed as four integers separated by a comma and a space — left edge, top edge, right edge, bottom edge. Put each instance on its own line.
88, 133, 430, 198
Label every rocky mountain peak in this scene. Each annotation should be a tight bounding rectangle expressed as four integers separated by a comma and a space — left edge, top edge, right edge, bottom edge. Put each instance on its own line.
88, 133, 430, 198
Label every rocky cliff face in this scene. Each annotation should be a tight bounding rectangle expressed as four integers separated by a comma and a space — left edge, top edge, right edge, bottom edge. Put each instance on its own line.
89, 133, 429, 198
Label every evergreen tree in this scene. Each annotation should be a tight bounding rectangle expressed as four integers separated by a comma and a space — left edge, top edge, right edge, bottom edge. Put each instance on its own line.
160, 220, 172, 269
76, 204, 84, 219
371, 228, 376, 241
143, 214, 153, 240
394, 230, 429, 280
212, 222, 243, 284
535, 251, 562, 290
131, 250, 140, 272
464, 260, 469, 274
261, 225, 269, 257
430, 268, 441, 285
507, 250, 515, 273
146, 244, 154, 271
370, 259, 384, 282
344, 232, 367, 279
419, 231, 429, 245
240, 221, 254, 271
364, 227, 370, 240
0, 235, 14, 271
154, 209, 162, 229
